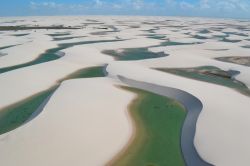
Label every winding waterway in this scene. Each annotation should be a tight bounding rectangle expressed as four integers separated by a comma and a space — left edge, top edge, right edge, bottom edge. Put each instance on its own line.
118, 76, 212, 166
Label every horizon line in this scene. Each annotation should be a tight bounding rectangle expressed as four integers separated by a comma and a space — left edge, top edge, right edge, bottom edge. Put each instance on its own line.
1, 14, 250, 21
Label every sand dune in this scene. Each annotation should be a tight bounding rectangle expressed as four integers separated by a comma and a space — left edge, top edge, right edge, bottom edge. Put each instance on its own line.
0, 78, 135, 166
0, 16, 250, 166
0, 33, 57, 68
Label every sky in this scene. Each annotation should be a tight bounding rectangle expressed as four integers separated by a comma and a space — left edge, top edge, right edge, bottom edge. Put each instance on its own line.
1, 0, 250, 19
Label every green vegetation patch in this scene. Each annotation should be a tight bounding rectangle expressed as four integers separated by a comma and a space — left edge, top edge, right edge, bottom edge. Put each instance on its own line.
193, 35, 209, 40
0, 66, 106, 135
223, 32, 248, 37
216, 56, 250, 67
159, 41, 201, 47
102, 41, 200, 61
242, 45, 250, 49
156, 66, 250, 96
47, 32, 71, 37
0, 26, 80, 31
0, 39, 121, 74
0, 45, 18, 50
52, 36, 86, 41
60, 66, 106, 81
199, 29, 211, 34
11, 33, 29, 37
0, 47, 63, 74
141, 28, 159, 34
205, 49, 229, 51
0, 87, 56, 135
221, 37, 241, 43
112, 86, 186, 166
102, 48, 166, 61
146, 34, 166, 40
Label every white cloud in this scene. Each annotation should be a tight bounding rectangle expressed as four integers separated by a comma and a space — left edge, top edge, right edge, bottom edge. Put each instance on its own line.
197, 0, 250, 11
29, 0, 250, 18
165, 0, 177, 7
29, 0, 144, 11
30, 1, 63, 9
112, 4, 122, 9
180, 1, 194, 9
199, 0, 211, 9
132, 0, 144, 10
164, 0, 250, 17
94, 0, 104, 7
164, 0, 250, 11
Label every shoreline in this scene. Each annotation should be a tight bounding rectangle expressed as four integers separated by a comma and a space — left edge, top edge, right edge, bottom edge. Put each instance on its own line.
110, 85, 186, 166
106, 86, 138, 166
0, 78, 136, 166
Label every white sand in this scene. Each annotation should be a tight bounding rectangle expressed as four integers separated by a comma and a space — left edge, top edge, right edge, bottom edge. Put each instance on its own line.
107, 61, 250, 166
0, 33, 57, 68
0, 60, 81, 109
141, 41, 250, 88
0, 78, 135, 166
0, 16, 250, 166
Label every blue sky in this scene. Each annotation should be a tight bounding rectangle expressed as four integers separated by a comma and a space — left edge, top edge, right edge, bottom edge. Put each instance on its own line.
1, 0, 250, 19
